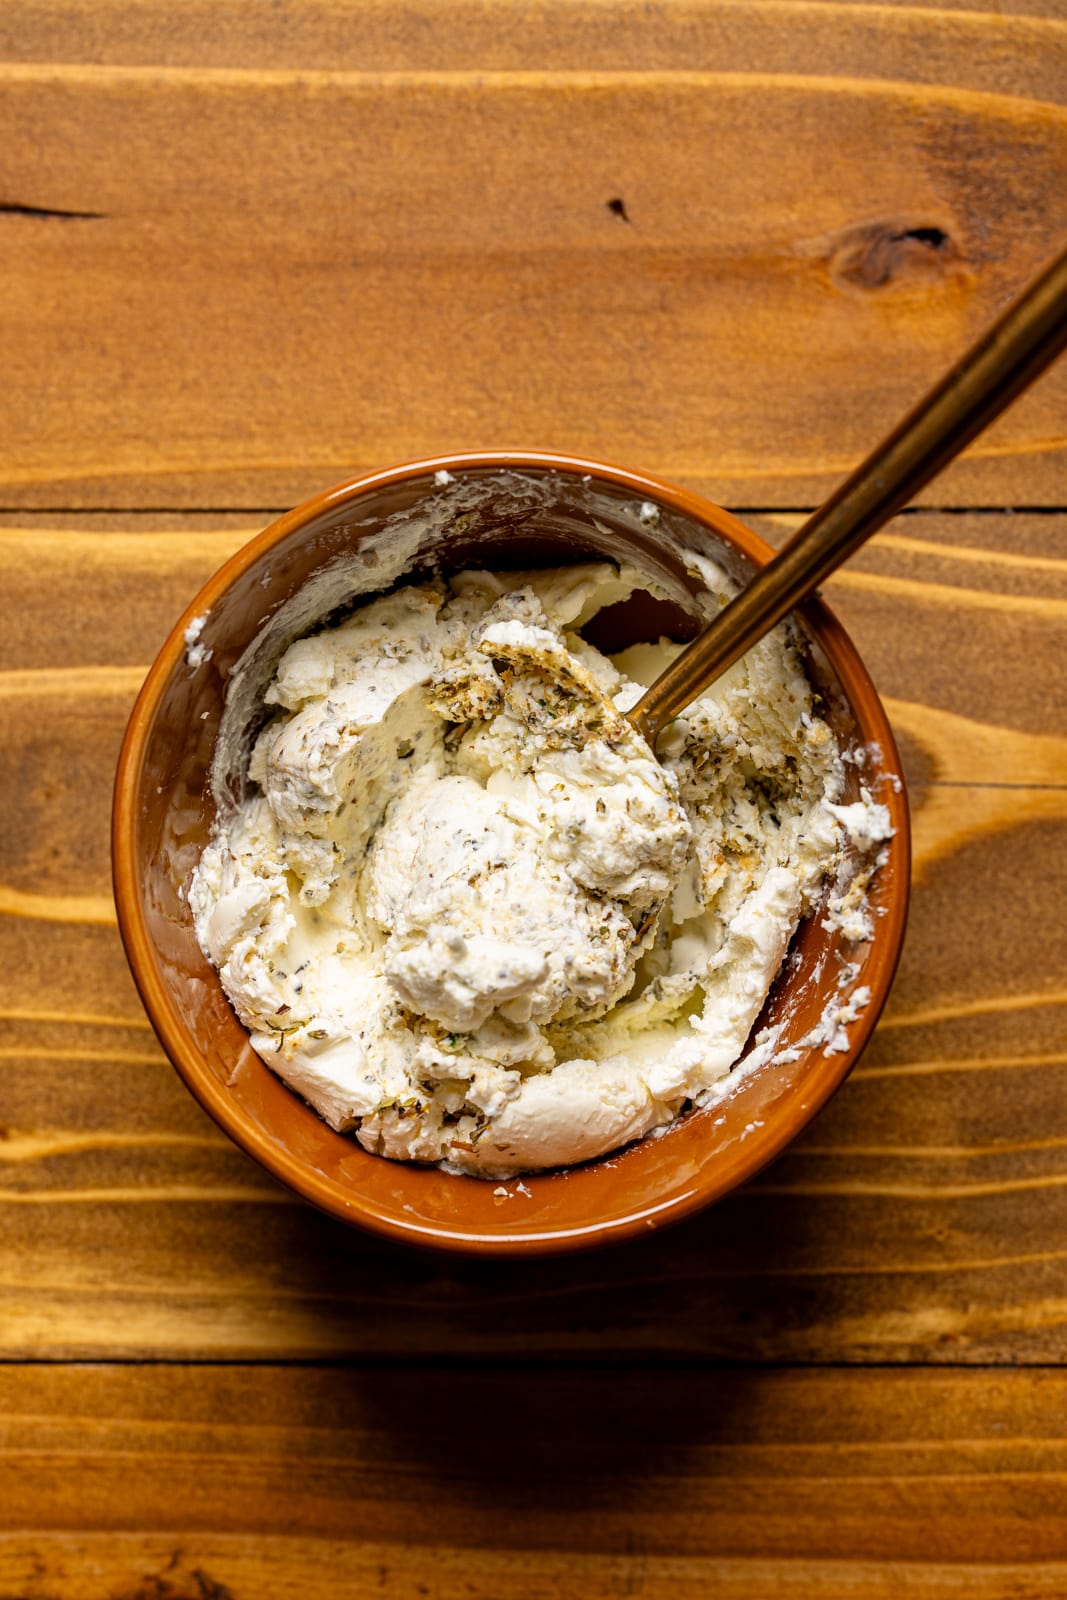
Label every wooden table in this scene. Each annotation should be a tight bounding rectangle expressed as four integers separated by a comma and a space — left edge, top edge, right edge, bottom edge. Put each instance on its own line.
3, 4, 1066, 1594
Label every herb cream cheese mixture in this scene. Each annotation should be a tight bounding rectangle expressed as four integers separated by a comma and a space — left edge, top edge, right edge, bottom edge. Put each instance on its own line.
190, 560, 886, 1177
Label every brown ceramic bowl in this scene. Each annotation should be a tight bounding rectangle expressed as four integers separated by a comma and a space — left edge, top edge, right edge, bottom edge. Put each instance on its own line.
113, 451, 909, 1255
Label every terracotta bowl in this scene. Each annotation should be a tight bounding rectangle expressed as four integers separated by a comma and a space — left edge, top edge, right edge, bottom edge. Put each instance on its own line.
113, 451, 909, 1255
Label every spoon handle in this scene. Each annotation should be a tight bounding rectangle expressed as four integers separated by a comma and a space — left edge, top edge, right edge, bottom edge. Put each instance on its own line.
629, 242, 1067, 745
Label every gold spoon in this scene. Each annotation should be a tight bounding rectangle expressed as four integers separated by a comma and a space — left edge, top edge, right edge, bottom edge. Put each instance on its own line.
628, 242, 1067, 746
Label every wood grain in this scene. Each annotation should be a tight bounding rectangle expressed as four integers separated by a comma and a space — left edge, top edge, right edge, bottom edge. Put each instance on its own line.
4, 0, 1067, 79
2, 1365, 1067, 1599
7, 1547, 1067, 1600
5, 1547, 1067, 1600
1, 511, 1065, 1361
1, 24, 1065, 507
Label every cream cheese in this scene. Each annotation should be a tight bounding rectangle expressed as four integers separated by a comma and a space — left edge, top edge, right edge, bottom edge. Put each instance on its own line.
190, 561, 885, 1178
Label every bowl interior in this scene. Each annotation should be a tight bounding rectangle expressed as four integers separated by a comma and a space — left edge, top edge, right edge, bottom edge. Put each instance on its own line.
114, 455, 909, 1254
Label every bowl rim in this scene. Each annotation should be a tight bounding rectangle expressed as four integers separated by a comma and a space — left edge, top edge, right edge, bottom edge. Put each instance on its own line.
112, 449, 910, 1255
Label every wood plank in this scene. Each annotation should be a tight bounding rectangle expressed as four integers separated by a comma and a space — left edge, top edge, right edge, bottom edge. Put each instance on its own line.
3, 0, 1065, 81
7, 1544, 1067, 1600
1, 511, 1065, 1359
5, 1545, 1067, 1600
0, 61, 1065, 508
2, 1366, 1067, 1598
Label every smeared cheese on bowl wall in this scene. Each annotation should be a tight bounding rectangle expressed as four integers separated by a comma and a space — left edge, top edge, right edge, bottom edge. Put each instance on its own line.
190, 560, 890, 1178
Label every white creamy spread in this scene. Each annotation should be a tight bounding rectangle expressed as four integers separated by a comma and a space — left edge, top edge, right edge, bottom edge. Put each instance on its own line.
190, 560, 883, 1177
